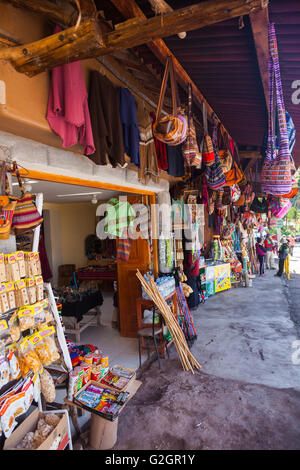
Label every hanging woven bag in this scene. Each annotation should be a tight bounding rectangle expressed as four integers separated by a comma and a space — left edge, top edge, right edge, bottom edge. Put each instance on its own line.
261, 23, 292, 196
12, 164, 43, 235
153, 56, 187, 146
182, 83, 202, 167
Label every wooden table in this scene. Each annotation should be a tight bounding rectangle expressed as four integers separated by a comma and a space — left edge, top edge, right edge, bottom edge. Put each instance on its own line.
64, 379, 142, 450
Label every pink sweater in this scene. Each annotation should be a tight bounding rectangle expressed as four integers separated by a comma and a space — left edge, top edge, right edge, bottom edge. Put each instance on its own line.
47, 26, 95, 155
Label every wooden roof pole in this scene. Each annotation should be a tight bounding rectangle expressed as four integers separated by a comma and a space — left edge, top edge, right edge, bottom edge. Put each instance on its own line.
250, 6, 270, 110
110, 0, 268, 143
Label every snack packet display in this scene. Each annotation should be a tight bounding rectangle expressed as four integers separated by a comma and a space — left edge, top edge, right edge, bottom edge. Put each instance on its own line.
32, 301, 46, 329
8, 310, 21, 343
34, 253, 42, 276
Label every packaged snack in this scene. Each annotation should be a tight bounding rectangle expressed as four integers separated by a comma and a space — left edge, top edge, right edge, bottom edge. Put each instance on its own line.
8, 310, 21, 343
38, 325, 60, 364
83, 353, 93, 365
7, 349, 21, 381
100, 356, 109, 368
91, 368, 102, 382
33, 334, 52, 366
25, 252, 38, 277
41, 298, 53, 324
5, 254, 21, 283
0, 357, 10, 388
18, 338, 42, 375
5, 282, 16, 310
0, 390, 26, 437
25, 278, 36, 305
32, 301, 46, 329
35, 276, 44, 302
34, 253, 42, 276
15, 251, 26, 278
0, 254, 6, 283
14, 280, 29, 308
0, 283, 9, 313
40, 369, 55, 403
18, 305, 35, 331
0, 318, 11, 349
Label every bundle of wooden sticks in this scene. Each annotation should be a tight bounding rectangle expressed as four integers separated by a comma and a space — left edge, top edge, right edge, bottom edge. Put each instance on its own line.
136, 270, 201, 373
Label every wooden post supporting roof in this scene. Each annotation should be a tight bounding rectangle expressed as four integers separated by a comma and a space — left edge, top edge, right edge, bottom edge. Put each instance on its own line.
250, 6, 270, 109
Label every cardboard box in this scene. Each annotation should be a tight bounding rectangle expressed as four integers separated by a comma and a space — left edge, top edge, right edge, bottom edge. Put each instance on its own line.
3, 409, 70, 450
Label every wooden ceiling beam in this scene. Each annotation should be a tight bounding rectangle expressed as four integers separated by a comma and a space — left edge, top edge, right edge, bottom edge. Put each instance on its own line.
110, 0, 269, 143
0, 0, 268, 80
250, 6, 270, 109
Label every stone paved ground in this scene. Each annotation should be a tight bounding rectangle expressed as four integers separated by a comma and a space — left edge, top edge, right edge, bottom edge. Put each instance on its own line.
114, 247, 300, 450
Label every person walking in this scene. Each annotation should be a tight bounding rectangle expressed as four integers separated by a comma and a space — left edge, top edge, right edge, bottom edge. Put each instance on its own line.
275, 237, 290, 277
256, 237, 267, 277
287, 235, 295, 256
264, 233, 276, 269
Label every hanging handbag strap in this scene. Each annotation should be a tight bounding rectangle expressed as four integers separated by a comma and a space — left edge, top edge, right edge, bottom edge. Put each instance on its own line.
202, 101, 208, 135
12, 162, 25, 196
156, 56, 178, 122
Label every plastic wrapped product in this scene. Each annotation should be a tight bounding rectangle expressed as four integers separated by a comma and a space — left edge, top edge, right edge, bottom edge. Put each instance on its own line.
18, 305, 35, 331
0, 356, 10, 388
7, 349, 21, 381
5, 282, 16, 311
15, 251, 26, 279
5, 254, 21, 283
38, 325, 60, 365
25, 278, 36, 305
14, 280, 29, 308
18, 338, 42, 376
40, 369, 56, 403
0, 254, 6, 283
35, 276, 44, 302
32, 301, 46, 329
0, 283, 9, 314
0, 390, 26, 438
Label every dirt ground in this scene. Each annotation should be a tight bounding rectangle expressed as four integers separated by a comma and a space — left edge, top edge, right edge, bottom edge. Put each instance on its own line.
114, 354, 300, 450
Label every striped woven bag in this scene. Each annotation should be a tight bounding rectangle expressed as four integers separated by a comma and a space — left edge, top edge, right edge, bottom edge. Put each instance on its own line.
205, 114, 226, 190
261, 23, 292, 196
202, 102, 215, 166
11, 164, 43, 234
182, 83, 202, 167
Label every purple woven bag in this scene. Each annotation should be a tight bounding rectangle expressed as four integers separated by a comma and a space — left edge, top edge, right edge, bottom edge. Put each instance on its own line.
261, 23, 292, 196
